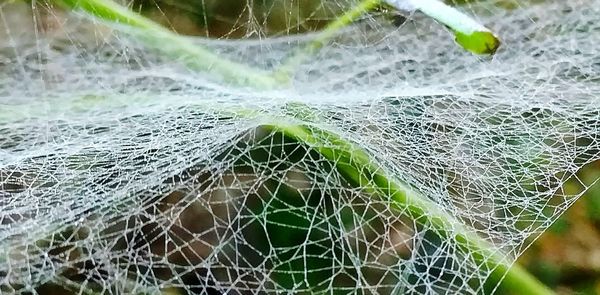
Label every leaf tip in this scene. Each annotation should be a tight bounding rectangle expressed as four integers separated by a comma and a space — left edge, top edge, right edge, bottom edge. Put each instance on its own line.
455, 30, 501, 55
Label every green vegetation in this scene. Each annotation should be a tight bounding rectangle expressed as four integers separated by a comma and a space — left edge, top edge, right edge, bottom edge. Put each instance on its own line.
54, 0, 500, 89
10, 0, 586, 294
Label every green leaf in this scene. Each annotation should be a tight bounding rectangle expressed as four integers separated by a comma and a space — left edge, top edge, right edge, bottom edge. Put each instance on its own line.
455, 30, 501, 55
389, 0, 501, 55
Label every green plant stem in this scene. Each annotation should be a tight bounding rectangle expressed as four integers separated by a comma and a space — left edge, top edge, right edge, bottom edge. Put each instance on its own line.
262, 121, 554, 295
0, 96, 554, 294
275, 0, 381, 79
406, 0, 500, 54
52, 0, 500, 88
1, 2, 547, 293
276, 0, 501, 78
55, 0, 280, 88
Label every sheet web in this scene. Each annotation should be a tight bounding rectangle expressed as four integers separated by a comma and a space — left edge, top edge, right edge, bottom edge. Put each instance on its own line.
1, 0, 600, 294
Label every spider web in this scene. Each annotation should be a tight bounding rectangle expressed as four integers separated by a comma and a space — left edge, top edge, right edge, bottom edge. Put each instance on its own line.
1, 0, 599, 294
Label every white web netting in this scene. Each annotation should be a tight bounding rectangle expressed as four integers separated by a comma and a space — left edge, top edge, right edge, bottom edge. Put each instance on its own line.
1, 0, 599, 294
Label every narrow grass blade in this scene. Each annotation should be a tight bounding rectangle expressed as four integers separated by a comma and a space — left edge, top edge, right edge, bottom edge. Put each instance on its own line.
277, 0, 500, 80
275, 0, 381, 79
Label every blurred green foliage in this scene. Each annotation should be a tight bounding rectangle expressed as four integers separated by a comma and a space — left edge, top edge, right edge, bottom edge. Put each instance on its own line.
518, 162, 600, 295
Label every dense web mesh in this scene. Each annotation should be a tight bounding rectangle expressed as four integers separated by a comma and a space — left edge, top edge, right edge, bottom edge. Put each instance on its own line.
1, 0, 600, 294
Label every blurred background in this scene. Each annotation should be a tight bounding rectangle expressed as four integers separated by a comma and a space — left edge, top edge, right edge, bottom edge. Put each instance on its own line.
7, 0, 600, 294
519, 161, 600, 295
